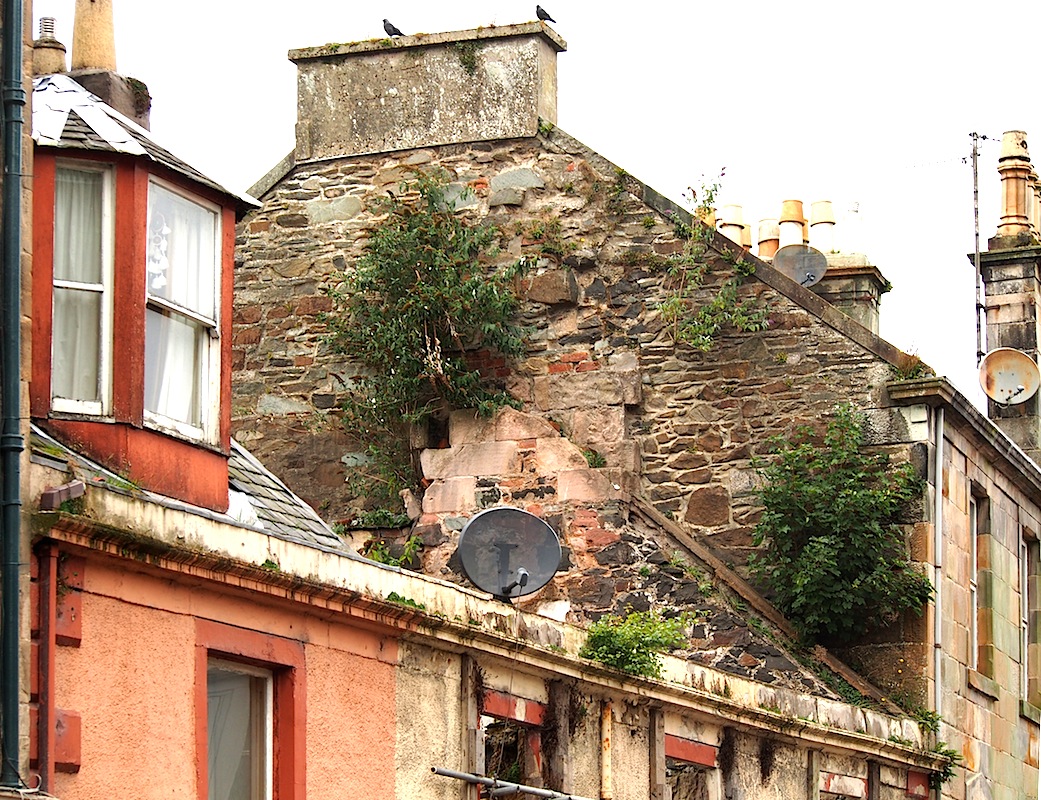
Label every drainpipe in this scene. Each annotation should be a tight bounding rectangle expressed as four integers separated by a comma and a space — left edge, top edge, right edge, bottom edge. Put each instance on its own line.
932, 407, 945, 722
1, 0, 26, 786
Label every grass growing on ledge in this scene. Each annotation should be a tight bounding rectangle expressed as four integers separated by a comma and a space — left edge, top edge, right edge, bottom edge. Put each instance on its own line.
579, 610, 688, 679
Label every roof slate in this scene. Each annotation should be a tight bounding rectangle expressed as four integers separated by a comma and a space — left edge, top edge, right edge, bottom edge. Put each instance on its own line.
30, 424, 349, 555
31, 73, 251, 204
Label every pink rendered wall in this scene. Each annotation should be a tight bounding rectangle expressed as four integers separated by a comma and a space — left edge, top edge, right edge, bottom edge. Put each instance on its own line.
51, 553, 399, 799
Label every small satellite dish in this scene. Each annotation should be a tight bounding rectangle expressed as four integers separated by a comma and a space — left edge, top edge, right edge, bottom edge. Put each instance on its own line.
979, 348, 1041, 406
457, 507, 561, 602
772, 244, 828, 288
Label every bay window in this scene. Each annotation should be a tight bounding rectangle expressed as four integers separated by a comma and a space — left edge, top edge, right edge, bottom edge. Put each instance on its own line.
144, 179, 221, 441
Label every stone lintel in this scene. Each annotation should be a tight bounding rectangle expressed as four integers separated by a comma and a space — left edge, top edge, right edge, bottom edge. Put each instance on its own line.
291, 23, 566, 162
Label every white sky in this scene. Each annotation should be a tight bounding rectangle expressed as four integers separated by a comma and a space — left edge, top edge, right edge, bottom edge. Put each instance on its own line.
33, 0, 1041, 408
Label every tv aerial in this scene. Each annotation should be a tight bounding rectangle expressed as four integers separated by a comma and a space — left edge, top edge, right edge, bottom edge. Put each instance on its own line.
772, 244, 828, 288
979, 348, 1041, 406
456, 507, 561, 602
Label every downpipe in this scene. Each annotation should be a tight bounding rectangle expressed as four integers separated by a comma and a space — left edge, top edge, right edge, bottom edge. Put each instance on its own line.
1, 0, 26, 786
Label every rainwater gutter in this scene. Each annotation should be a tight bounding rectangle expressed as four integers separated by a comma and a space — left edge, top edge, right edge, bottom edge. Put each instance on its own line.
932, 407, 945, 721
0, 0, 25, 786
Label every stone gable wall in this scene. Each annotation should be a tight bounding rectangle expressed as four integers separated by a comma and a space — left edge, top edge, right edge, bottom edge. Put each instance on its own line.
234, 134, 907, 548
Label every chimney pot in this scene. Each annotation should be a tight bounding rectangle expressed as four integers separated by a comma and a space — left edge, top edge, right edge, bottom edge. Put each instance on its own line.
995, 130, 1035, 240
810, 200, 836, 253
757, 219, 780, 260
33, 17, 67, 76
778, 200, 804, 248
719, 204, 744, 245
72, 0, 117, 71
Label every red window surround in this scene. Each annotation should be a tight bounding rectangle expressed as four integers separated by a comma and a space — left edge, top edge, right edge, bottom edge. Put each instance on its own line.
194, 619, 306, 800
31, 150, 235, 511
664, 734, 717, 768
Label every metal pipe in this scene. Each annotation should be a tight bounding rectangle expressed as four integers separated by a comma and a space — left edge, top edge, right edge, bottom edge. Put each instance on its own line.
932, 407, 945, 724
0, 0, 25, 786
431, 766, 596, 800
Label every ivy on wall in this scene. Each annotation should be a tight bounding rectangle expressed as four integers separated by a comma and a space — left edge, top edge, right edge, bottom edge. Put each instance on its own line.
659, 177, 768, 350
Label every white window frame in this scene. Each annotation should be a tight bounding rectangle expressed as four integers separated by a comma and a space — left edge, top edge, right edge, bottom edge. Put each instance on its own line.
143, 176, 221, 444
51, 161, 114, 416
1021, 532, 1030, 700
969, 497, 979, 673
207, 658, 273, 800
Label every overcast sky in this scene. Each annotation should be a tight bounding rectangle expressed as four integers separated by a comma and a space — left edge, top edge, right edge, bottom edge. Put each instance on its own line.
32, 0, 1041, 408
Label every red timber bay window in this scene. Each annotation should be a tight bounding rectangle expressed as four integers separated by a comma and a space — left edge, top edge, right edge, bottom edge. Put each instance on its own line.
31, 149, 237, 511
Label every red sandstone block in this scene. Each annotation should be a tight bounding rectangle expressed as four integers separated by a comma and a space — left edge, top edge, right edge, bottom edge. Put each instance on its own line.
665, 734, 717, 767
494, 368, 512, 378
560, 352, 589, 363
584, 528, 620, 548
548, 362, 573, 374
575, 361, 600, 372
249, 220, 271, 233
233, 328, 262, 346
29, 706, 37, 764
55, 709, 81, 773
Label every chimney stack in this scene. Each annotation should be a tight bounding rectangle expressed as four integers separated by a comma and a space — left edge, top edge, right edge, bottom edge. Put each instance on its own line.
978, 130, 1041, 460
290, 24, 565, 162
67, 0, 151, 129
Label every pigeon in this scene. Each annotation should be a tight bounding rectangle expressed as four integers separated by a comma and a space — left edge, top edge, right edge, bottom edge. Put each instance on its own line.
383, 19, 405, 37
536, 5, 555, 23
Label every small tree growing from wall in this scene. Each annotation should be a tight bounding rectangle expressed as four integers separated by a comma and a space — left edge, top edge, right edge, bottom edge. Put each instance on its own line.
749, 404, 933, 644
325, 170, 528, 505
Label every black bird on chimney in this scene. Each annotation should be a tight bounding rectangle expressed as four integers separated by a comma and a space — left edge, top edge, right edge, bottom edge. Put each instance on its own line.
536, 5, 555, 23
383, 19, 405, 37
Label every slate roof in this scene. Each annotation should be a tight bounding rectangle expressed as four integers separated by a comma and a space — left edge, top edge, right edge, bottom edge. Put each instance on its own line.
30, 424, 350, 554
31, 73, 253, 206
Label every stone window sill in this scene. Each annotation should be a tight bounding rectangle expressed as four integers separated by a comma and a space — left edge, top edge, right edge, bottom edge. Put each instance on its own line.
1021, 700, 1041, 726
967, 668, 1000, 700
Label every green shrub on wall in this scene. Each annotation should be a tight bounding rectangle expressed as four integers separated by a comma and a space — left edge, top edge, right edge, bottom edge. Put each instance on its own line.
325, 170, 528, 501
750, 404, 933, 645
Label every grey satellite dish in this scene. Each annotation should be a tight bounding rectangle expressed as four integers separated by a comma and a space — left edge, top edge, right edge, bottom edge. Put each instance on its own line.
457, 507, 561, 602
772, 244, 828, 288
979, 348, 1041, 405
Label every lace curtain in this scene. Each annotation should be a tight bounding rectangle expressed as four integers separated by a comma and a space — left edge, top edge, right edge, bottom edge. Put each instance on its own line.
144, 183, 217, 427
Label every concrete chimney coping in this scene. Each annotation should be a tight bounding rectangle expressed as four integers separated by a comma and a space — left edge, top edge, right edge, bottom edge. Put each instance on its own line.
290, 22, 567, 163
289, 22, 566, 63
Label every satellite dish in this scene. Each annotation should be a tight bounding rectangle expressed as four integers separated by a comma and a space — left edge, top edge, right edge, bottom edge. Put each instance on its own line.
772, 244, 828, 288
457, 507, 561, 602
979, 348, 1041, 405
